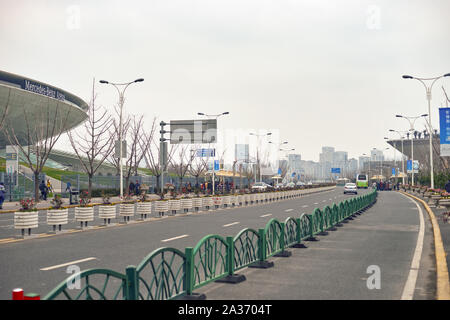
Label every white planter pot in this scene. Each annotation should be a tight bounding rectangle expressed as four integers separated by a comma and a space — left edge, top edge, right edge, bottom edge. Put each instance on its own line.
15, 211, 39, 236
181, 198, 193, 212
120, 203, 135, 223
236, 195, 244, 205
155, 201, 169, 216
136, 202, 152, 219
212, 197, 223, 209
169, 200, 181, 214
202, 197, 213, 210
47, 209, 69, 231
75, 206, 94, 228
192, 198, 203, 211
99, 205, 117, 219
222, 196, 231, 207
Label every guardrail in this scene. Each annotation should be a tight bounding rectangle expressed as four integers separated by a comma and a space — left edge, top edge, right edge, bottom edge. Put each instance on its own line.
42, 188, 377, 300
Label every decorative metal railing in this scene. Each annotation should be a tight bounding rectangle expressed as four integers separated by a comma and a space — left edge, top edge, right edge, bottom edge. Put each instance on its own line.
44, 188, 377, 300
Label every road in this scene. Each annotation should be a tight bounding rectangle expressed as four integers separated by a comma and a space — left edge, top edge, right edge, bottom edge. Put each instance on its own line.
0, 187, 434, 300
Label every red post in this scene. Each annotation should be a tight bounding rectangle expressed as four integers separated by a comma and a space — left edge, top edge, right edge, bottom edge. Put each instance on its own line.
24, 293, 40, 300
12, 288, 24, 300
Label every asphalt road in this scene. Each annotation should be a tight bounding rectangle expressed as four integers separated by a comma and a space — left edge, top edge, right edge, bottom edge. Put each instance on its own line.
0, 187, 432, 300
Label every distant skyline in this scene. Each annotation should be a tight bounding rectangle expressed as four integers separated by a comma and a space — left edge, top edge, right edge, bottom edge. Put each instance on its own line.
1, 0, 449, 163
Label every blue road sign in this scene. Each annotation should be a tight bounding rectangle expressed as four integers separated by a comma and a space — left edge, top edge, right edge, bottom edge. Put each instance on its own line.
439, 107, 450, 156
392, 168, 396, 175
196, 148, 215, 157
214, 160, 220, 171
331, 168, 341, 174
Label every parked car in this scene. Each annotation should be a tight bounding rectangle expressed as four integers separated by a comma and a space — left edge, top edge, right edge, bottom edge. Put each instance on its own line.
274, 183, 284, 190
285, 182, 295, 188
251, 182, 272, 192
343, 183, 358, 195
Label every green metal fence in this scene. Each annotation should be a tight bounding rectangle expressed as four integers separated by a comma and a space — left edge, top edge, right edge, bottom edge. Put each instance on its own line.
44, 188, 377, 300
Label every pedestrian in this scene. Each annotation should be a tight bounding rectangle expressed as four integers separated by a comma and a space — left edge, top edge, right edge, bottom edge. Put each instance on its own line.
39, 180, 48, 200
66, 181, 73, 204
47, 179, 53, 193
445, 179, 450, 193
0, 182, 5, 209
135, 180, 140, 195
129, 181, 135, 196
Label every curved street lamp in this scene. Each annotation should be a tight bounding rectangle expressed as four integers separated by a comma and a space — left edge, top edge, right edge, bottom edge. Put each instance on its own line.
395, 114, 428, 186
99, 78, 144, 199
402, 73, 450, 188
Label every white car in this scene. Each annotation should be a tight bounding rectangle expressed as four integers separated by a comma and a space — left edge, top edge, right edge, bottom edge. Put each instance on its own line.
274, 183, 284, 190
344, 183, 358, 195
285, 182, 295, 188
251, 182, 271, 191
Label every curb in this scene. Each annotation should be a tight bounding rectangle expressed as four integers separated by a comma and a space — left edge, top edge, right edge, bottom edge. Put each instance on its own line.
399, 191, 450, 300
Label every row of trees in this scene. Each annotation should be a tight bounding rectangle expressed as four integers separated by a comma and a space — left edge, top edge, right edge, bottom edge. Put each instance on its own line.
0, 79, 263, 201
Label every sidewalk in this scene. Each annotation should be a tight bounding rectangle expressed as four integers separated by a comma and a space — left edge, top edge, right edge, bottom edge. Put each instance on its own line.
430, 205, 450, 278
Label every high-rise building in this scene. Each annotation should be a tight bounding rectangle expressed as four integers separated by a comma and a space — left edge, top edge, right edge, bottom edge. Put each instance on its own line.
371, 149, 385, 162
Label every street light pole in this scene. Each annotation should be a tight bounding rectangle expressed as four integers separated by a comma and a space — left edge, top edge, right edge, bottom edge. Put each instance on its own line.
249, 132, 272, 183
402, 73, 450, 189
389, 129, 408, 184
197, 112, 229, 195
395, 114, 428, 186
99, 78, 144, 199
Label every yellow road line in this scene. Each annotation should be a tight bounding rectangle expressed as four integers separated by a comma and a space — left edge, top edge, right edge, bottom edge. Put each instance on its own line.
400, 191, 450, 300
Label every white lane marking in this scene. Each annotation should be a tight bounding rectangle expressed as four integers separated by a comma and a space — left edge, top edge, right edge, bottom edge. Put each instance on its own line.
322, 200, 327, 203
260, 214, 272, 218
301, 205, 309, 208
400, 196, 425, 300
314, 202, 319, 205
161, 234, 189, 243
285, 209, 294, 212
223, 222, 240, 227
40, 257, 97, 271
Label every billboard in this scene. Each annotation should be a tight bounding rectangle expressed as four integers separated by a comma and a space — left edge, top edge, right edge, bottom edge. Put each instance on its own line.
170, 119, 217, 144
439, 107, 450, 156
407, 160, 419, 173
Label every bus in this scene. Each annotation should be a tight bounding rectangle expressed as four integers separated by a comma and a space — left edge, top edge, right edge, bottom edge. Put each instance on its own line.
356, 174, 368, 188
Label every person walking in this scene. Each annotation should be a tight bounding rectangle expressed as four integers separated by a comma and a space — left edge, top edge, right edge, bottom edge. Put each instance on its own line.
445, 179, 450, 193
47, 179, 53, 193
39, 180, 48, 201
0, 182, 5, 209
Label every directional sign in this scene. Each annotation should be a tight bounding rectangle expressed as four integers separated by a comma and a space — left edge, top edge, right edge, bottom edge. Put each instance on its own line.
196, 148, 215, 157
170, 119, 217, 144
214, 160, 220, 171
331, 168, 341, 174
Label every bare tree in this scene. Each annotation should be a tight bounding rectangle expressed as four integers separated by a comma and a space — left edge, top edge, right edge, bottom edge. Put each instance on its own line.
68, 79, 116, 196
114, 115, 150, 196
189, 145, 210, 190
141, 121, 177, 194
170, 145, 195, 192
2, 97, 72, 201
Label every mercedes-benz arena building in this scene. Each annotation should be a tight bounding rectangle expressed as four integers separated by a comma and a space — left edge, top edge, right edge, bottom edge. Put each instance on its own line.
0, 70, 88, 147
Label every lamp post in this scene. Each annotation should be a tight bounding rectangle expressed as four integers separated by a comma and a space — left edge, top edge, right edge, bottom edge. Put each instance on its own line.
362, 153, 371, 183
388, 129, 409, 184
249, 132, 272, 182
197, 111, 229, 195
99, 78, 144, 199
402, 73, 450, 189
378, 147, 389, 182
279, 147, 295, 183
395, 114, 428, 186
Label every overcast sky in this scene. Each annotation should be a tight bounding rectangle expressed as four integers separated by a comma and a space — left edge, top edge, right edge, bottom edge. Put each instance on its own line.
1, 0, 449, 164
